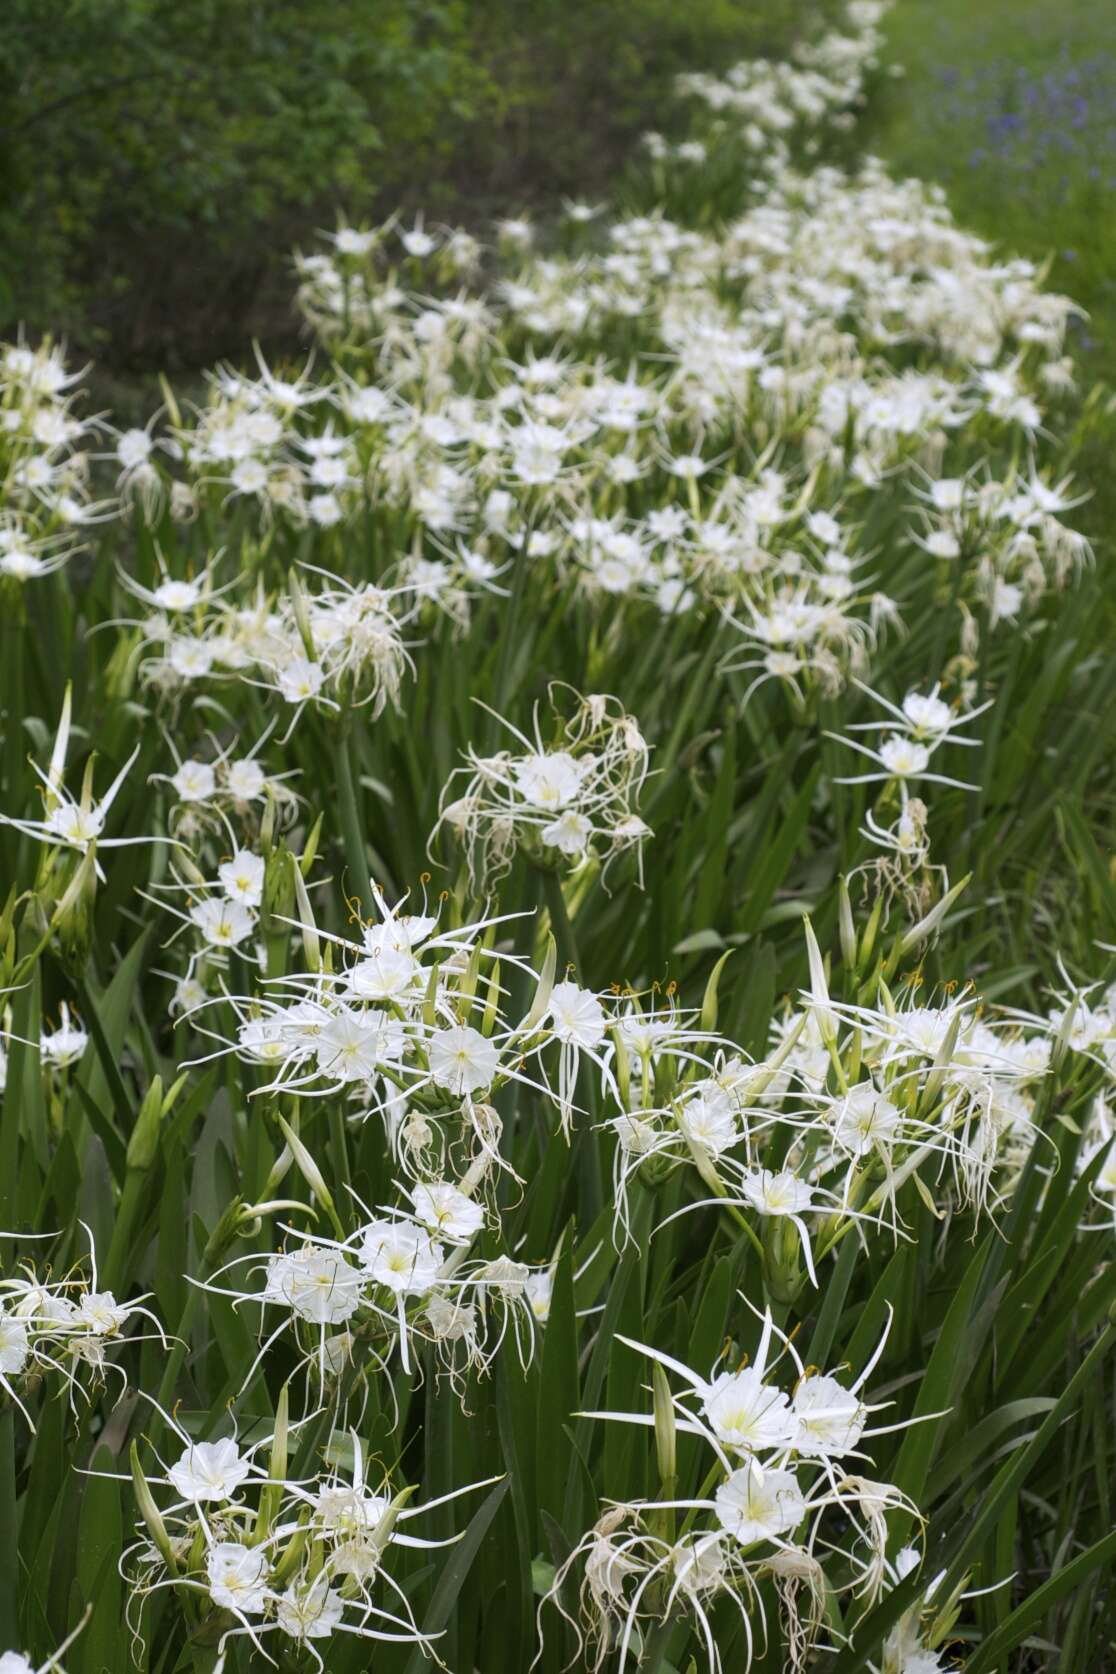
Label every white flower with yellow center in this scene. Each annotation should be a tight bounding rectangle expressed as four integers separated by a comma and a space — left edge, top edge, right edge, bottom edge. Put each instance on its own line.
409, 1181, 485, 1243
167, 1438, 251, 1504
428, 1024, 500, 1096
714, 1461, 805, 1546
206, 1541, 269, 1614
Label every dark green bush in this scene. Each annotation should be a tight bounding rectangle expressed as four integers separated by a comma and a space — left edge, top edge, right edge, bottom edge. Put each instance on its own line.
0, 0, 833, 370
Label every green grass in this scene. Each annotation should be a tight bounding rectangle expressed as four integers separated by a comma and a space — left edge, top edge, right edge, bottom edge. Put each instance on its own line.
863, 0, 1116, 387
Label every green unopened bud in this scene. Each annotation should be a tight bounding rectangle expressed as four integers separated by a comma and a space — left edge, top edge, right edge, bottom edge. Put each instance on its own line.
300, 813, 323, 877
612, 1023, 631, 1109
278, 1115, 343, 1237
837, 876, 857, 970
270, 1513, 311, 1587
858, 893, 884, 971
158, 373, 182, 430
203, 1197, 249, 1265
481, 957, 502, 1037
131, 1442, 178, 1573
369, 1483, 418, 1558
652, 1362, 677, 1492
126, 1075, 165, 1172
203, 1192, 312, 1261
263, 844, 295, 921
254, 1383, 289, 1543
460, 935, 483, 1003
803, 917, 836, 1048
51, 844, 98, 974
521, 933, 557, 1032
925, 1568, 971, 1648
0, 887, 20, 988
174, 851, 208, 891
762, 1214, 804, 1306
919, 1009, 963, 1115
47, 683, 73, 796
291, 861, 321, 973
700, 949, 733, 1035
899, 872, 971, 956
287, 566, 316, 659
260, 792, 276, 856
1051, 993, 1079, 1072
744, 1011, 805, 1101
421, 957, 439, 1030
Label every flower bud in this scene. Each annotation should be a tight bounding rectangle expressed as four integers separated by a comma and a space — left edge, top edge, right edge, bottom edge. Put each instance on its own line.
762, 1214, 804, 1306
837, 876, 857, 970
131, 1442, 178, 1574
700, 948, 733, 1035
125, 1075, 165, 1172
652, 1362, 677, 1492
803, 917, 836, 1049
51, 844, 98, 975
278, 1115, 343, 1237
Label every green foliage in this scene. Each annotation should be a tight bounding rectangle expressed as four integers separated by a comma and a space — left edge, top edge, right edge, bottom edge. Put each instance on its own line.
1, 5, 1116, 1671
0, 0, 832, 367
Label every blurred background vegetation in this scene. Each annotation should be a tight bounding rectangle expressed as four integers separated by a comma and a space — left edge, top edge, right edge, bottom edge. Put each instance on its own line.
862, 0, 1116, 388
0, 0, 832, 374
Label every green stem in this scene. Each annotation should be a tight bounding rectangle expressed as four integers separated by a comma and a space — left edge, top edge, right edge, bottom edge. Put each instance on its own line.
336, 720, 372, 913
541, 868, 580, 977
0, 1406, 16, 1646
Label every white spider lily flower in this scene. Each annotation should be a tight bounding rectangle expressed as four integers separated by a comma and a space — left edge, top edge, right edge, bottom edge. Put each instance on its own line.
314, 1009, 406, 1086
167, 1438, 253, 1504
408, 1181, 485, 1243
39, 1003, 89, 1069
791, 1375, 867, 1458
264, 1247, 364, 1325
276, 655, 327, 704
206, 1541, 270, 1613
843, 680, 992, 747
356, 1218, 444, 1372
275, 1578, 345, 1641
74, 1291, 131, 1335
829, 1082, 902, 1158
831, 732, 978, 793
704, 1368, 800, 1454
0, 705, 171, 866
225, 757, 268, 801
513, 751, 586, 809
715, 1461, 806, 1545
539, 980, 611, 1132
170, 759, 218, 803
358, 1221, 444, 1295
433, 688, 651, 888
428, 1024, 501, 1096
218, 849, 266, 906
0, 1314, 30, 1375
188, 896, 257, 950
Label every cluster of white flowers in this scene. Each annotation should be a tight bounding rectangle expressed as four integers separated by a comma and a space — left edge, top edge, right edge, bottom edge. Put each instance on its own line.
0, 1238, 165, 1424
132, 567, 425, 728
13, 2, 1073, 773
0, 343, 115, 587
434, 688, 652, 886
2, 2, 1113, 1671
542, 1310, 952, 1673
123, 1411, 497, 1671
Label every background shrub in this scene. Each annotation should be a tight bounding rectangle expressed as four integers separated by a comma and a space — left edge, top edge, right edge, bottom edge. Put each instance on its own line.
0, 0, 834, 371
